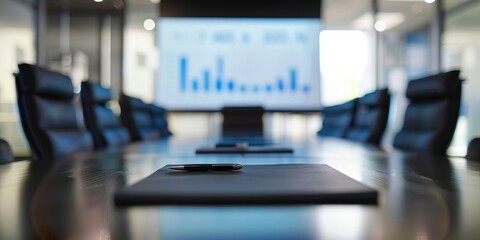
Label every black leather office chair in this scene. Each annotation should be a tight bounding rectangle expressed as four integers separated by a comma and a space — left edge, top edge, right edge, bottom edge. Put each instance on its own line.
149, 104, 172, 138
0, 139, 14, 164
221, 106, 264, 138
80, 82, 130, 149
393, 70, 462, 155
119, 94, 160, 142
317, 99, 357, 138
345, 89, 390, 145
16, 63, 94, 160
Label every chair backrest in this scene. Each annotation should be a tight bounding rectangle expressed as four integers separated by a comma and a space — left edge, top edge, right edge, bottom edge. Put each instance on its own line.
345, 89, 390, 145
221, 106, 264, 138
149, 104, 172, 138
317, 99, 357, 138
119, 94, 160, 142
0, 139, 14, 164
466, 138, 480, 160
16, 63, 93, 160
393, 70, 462, 154
80, 82, 130, 149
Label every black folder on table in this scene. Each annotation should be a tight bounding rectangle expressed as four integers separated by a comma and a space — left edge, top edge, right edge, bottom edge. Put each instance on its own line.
196, 146, 293, 154
114, 164, 378, 205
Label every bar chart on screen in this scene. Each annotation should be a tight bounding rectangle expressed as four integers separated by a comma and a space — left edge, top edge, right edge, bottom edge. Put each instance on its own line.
156, 18, 322, 110
178, 56, 311, 94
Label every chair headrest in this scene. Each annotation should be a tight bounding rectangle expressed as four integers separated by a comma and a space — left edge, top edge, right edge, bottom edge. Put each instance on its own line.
406, 70, 461, 101
359, 89, 389, 107
17, 63, 74, 99
323, 98, 357, 113
91, 83, 112, 104
122, 95, 151, 110
150, 105, 166, 115
0, 139, 13, 164
221, 106, 265, 114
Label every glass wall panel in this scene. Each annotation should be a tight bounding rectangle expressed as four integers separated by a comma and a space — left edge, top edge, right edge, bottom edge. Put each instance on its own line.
445, 0, 471, 10
443, 1, 480, 154
123, 0, 158, 102
320, 30, 374, 106
321, 0, 375, 106
0, 0, 35, 156
378, 0, 437, 146
45, 1, 124, 93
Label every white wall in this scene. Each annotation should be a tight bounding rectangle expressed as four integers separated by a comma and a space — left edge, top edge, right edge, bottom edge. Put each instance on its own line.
0, 0, 35, 155
123, 3, 157, 102
444, 30, 480, 148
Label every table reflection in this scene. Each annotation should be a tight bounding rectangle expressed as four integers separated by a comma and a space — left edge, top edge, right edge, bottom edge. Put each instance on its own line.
0, 137, 479, 239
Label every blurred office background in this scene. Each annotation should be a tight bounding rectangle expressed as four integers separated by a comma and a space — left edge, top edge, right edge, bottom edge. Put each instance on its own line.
1, 0, 479, 156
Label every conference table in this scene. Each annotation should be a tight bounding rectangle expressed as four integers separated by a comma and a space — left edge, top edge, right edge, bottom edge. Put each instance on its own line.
0, 136, 479, 240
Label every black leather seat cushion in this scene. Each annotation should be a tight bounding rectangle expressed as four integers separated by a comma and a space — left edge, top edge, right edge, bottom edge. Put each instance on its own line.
393, 70, 462, 154
16, 63, 93, 159
81, 82, 130, 149
119, 94, 160, 142
318, 99, 357, 138
345, 89, 390, 145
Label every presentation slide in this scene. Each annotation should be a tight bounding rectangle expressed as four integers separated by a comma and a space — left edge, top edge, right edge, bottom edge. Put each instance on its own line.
155, 18, 322, 110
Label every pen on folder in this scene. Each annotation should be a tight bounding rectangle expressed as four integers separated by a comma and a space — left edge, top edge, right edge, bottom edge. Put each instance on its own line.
168, 164, 243, 171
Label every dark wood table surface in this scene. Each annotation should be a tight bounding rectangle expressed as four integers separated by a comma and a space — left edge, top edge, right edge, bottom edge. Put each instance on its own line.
1, 136, 479, 240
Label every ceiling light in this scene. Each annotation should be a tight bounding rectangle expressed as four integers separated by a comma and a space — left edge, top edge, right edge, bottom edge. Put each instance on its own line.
143, 19, 156, 31
150, 0, 161, 3
354, 13, 405, 31
375, 21, 386, 32
94, 0, 103, 2
425, 0, 435, 3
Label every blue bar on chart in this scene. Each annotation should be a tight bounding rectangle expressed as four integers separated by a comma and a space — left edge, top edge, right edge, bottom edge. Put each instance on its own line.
240, 85, 247, 92
216, 58, 224, 92
290, 69, 297, 91
216, 78, 222, 91
266, 84, 272, 92
204, 70, 210, 91
303, 85, 310, 93
277, 78, 284, 92
228, 80, 235, 92
180, 57, 187, 92
192, 79, 199, 92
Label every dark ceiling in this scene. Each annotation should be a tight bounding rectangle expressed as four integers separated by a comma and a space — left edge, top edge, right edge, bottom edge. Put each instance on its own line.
45, 0, 322, 18
160, 0, 321, 18
46, 0, 125, 13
